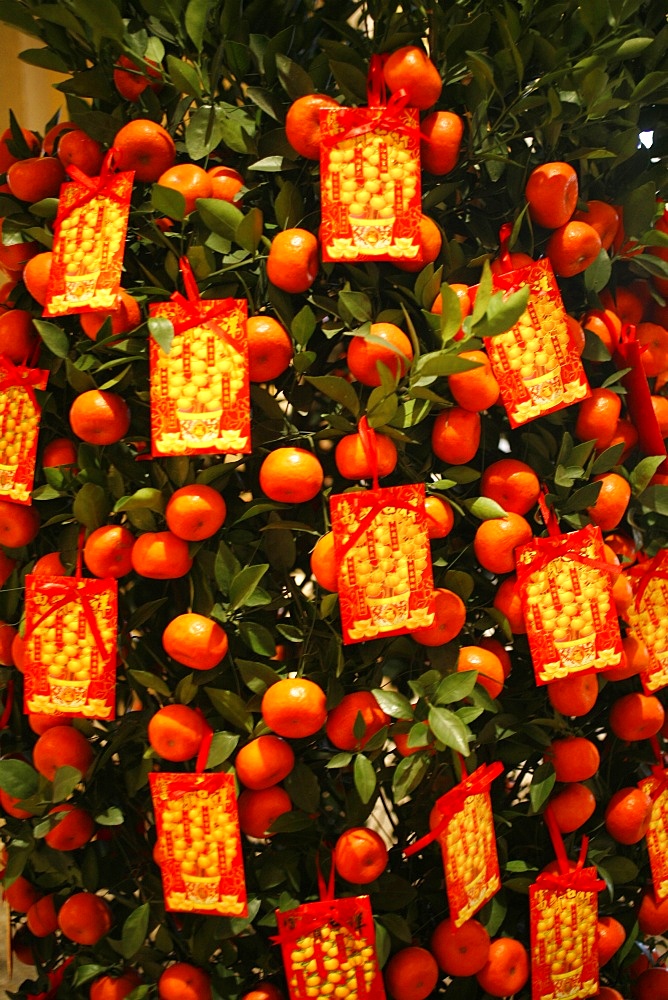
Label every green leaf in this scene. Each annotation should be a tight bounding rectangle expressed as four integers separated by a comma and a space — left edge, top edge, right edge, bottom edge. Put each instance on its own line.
291, 306, 316, 348
120, 902, 150, 959
630, 456, 666, 494
214, 540, 241, 595
33, 320, 69, 359
590, 442, 625, 475
73, 483, 111, 530
185, 105, 226, 160
428, 706, 470, 755
328, 60, 367, 103
128, 670, 172, 697
412, 351, 479, 380
304, 375, 360, 417
70, 0, 124, 42
114, 488, 165, 514
464, 496, 507, 519
72, 965, 109, 988
275, 54, 314, 99
584, 248, 612, 294
638, 484, 668, 515
275, 181, 305, 230
392, 754, 429, 799
166, 53, 202, 99
152, 184, 186, 222
52, 765, 83, 802
366, 387, 398, 428
473, 286, 530, 338
372, 689, 412, 720
353, 754, 376, 804
560, 481, 603, 514
94, 806, 124, 826
148, 317, 174, 355
236, 658, 282, 694
206, 731, 239, 768
196, 198, 244, 240
0, 759, 38, 799
326, 752, 353, 769
236, 207, 263, 253
623, 181, 659, 239
185, 0, 212, 50
530, 761, 556, 813
229, 564, 270, 611
284, 761, 320, 812
339, 292, 373, 324
205, 687, 253, 732
437, 282, 466, 341
238, 621, 276, 657
433, 671, 478, 705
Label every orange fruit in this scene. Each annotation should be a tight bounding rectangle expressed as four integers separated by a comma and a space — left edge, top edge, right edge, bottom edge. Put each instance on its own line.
525, 161, 578, 229
565, 313, 586, 354
605, 785, 653, 844
393, 720, 432, 757
259, 447, 324, 503
56, 129, 104, 176
597, 915, 626, 965
113, 54, 162, 102
420, 111, 464, 175
165, 484, 227, 541
26, 894, 58, 938
475, 937, 530, 998
113, 119, 176, 183
162, 612, 228, 670
384, 946, 439, 1000
0, 218, 39, 273
44, 803, 95, 850
573, 200, 620, 250
42, 436, 78, 468
83, 524, 135, 578
607, 417, 638, 461
547, 220, 602, 277
247, 315, 293, 382
609, 692, 665, 742
266, 228, 319, 293
22, 250, 53, 305
79, 289, 142, 342
207, 164, 244, 203
473, 512, 532, 575
285, 94, 339, 159
32, 725, 93, 780
0, 309, 39, 364
638, 887, 668, 935
333, 826, 388, 884
490, 251, 535, 274
383, 46, 442, 110
261, 677, 327, 738
480, 458, 540, 515
637, 321, 668, 377
430, 916, 490, 976
603, 633, 650, 682
157, 962, 212, 1000
90, 970, 142, 1000
394, 214, 442, 273
594, 989, 624, 1000
479, 637, 512, 679
448, 349, 500, 411
235, 735, 295, 790
549, 782, 597, 833
347, 322, 413, 386
410, 587, 466, 646
240, 987, 284, 1000
424, 495, 454, 539
325, 691, 389, 751
633, 968, 668, 1000
547, 672, 598, 716
0, 499, 40, 548
4, 875, 42, 913
586, 472, 631, 532
492, 573, 527, 634
7, 155, 66, 202
11, 632, 24, 672
69, 389, 131, 445
130, 530, 193, 579
58, 892, 113, 945
651, 395, 668, 437
28, 712, 73, 734
581, 308, 622, 355
545, 736, 600, 782
0, 126, 40, 172
148, 704, 209, 761
600, 284, 645, 324
156, 163, 213, 216
431, 406, 481, 464
604, 531, 637, 565
457, 644, 504, 699
237, 785, 292, 838
574, 388, 622, 450
334, 431, 397, 480
310, 531, 338, 591
1, 787, 33, 819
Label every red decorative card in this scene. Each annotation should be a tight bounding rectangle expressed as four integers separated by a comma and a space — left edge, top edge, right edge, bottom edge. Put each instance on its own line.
149, 771, 247, 917
330, 483, 435, 644
319, 105, 421, 263
23, 573, 117, 719
516, 525, 623, 685
530, 871, 600, 1000
44, 158, 133, 316
640, 773, 668, 901
149, 296, 249, 456
275, 895, 386, 1000
0, 358, 48, 504
483, 259, 590, 427
627, 552, 668, 694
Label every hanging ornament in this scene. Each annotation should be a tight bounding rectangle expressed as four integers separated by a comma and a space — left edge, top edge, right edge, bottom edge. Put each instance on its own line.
0, 356, 48, 504
639, 738, 668, 901
627, 551, 668, 693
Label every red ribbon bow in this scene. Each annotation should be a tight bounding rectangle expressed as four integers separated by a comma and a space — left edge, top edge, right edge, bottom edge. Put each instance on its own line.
0, 356, 48, 407
64, 147, 128, 213
167, 256, 238, 336
539, 805, 605, 891
29, 577, 109, 659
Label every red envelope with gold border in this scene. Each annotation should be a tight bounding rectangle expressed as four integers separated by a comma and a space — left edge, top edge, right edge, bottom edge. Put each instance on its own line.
627, 552, 668, 694
530, 870, 601, 1000
275, 895, 386, 1000
516, 524, 623, 686
149, 292, 249, 457
330, 483, 435, 644
0, 358, 48, 504
23, 573, 117, 719
149, 771, 247, 918
640, 772, 668, 901
44, 155, 133, 316
319, 104, 421, 263
483, 258, 590, 427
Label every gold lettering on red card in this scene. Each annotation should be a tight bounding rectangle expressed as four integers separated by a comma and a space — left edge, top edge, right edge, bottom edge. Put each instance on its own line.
530, 878, 599, 1000
640, 774, 668, 901
0, 360, 48, 504
150, 771, 247, 917
627, 552, 668, 693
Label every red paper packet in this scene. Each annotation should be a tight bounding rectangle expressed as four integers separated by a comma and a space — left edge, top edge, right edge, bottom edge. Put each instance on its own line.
516, 524, 623, 685
44, 157, 133, 316
483, 259, 590, 427
640, 772, 668, 901
149, 771, 247, 917
330, 483, 435, 644
0, 358, 48, 504
23, 573, 117, 719
275, 895, 386, 1000
320, 104, 422, 264
627, 552, 668, 693
530, 870, 600, 1000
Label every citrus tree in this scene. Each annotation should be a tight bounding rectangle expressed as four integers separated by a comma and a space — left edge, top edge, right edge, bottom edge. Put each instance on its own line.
0, 0, 666, 998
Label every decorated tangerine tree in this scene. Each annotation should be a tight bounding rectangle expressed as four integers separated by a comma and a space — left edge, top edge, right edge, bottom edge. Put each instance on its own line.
0, 1, 666, 999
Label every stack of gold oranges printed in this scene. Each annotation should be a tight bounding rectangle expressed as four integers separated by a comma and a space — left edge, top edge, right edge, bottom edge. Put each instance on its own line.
0, 383, 39, 495
627, 570, 668, 690
533, 888, 597, 997
287, 921, 380, 999
51, 194, 125, 310
442, 793, 498, 923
